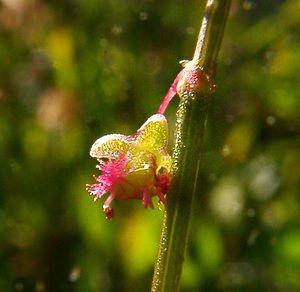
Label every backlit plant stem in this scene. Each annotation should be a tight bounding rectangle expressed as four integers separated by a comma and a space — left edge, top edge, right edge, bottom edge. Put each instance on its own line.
151, 1, 231, 291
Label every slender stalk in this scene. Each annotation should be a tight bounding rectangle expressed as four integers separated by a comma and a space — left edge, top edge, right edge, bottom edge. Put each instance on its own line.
151, 1, 231, 291
193, 0, 232, 71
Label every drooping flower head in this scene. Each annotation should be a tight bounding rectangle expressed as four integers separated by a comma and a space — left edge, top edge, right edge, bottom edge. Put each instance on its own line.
86, 114, 172, 219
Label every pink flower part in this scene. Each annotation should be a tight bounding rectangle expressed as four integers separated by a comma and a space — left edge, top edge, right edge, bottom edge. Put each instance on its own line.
86, 114, 172, 220
157, 68, 184, 115
86, 154, 129, 220
86, 155, 129, 201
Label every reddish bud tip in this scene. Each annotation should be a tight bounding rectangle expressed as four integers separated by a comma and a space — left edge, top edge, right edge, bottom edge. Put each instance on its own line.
104, 206, 114, 220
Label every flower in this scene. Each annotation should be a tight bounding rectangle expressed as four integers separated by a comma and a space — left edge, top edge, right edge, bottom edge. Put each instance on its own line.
86, 114, 172, 220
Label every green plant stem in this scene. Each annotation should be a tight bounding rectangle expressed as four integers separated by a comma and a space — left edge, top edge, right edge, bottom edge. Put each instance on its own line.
151, 1, 231, 291
193, 0, 232, 71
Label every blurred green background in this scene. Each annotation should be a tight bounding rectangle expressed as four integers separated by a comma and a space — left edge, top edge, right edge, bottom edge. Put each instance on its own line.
1, 0, 300, 291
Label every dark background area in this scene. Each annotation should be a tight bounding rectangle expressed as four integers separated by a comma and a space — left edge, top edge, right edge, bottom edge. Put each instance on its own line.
1, 0, 300, 291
